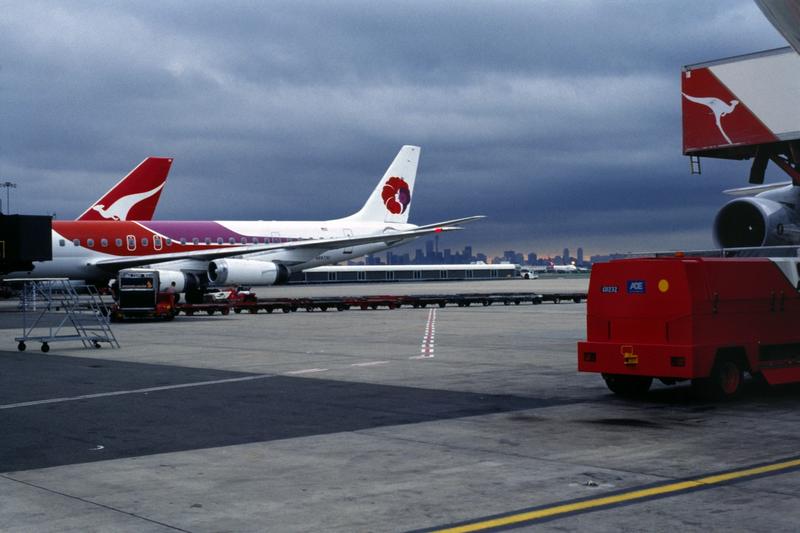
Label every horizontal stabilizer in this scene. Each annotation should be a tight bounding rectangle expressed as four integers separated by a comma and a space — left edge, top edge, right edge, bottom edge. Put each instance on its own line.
413, 215, 486, 231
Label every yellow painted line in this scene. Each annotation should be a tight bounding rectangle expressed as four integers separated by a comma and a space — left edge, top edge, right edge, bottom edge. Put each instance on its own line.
433, 457, 800, 533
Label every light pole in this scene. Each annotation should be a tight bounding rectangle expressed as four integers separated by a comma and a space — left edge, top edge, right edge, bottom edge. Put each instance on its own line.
0, 181, 17, 214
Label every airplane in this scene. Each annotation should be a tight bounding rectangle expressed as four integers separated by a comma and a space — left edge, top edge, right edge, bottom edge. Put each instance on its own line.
546, 262, 580, 273
77, 157, 173, 221
12, 146, 483, 293
682, 2, 800, 249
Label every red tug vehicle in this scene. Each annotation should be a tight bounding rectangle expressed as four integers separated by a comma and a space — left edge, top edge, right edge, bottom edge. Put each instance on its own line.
578, 256, 800, 398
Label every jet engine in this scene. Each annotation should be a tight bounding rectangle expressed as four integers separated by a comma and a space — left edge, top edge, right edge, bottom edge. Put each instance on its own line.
207, 259, 290, 286
714, 197, 800, 248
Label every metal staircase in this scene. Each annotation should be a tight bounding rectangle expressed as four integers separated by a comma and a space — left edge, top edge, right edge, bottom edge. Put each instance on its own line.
14, 278, 119, 352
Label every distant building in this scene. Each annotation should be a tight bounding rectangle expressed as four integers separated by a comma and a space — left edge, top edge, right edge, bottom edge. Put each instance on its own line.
562, 248, 570, 265
577, 247, 584, 266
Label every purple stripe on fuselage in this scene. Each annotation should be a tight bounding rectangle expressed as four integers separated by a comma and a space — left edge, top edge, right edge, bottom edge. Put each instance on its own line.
143, 221, 249, 241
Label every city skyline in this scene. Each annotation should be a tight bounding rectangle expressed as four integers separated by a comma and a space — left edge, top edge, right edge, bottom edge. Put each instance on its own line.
357, 238, 616, 267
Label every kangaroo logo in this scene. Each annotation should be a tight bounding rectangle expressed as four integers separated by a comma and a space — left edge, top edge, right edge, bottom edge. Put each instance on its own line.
381, 176, 411, 215
682, 93, 740, 144
92, 182, 165, 220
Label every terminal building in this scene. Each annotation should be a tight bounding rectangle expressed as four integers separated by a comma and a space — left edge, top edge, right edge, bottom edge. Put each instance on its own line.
289, 263, 519, 284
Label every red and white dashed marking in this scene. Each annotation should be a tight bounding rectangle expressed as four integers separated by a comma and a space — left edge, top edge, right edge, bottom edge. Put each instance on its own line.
412, 308, 437, 359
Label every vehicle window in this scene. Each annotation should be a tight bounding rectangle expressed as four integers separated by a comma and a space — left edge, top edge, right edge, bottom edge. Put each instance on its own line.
252, 237, 259, 244
228, 237, 235, 244
101, 238, 108, 247
87, 239, 94, 247
59, 239, 65, 247
216, 237, 223, 244
154, 236, 162, 248
241, 237, 247, 244
115, 238, 123, 247
73, 239, 80, 247
204, 237, 211, 245
165, 238, 172, 246
192, 238, 199, 245
141, 238, 148, 247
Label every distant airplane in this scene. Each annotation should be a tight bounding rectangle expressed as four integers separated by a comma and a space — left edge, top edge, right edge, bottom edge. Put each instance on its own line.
547, 262, 578, 273
77, 157, 173, 221
12, 146, 483, 292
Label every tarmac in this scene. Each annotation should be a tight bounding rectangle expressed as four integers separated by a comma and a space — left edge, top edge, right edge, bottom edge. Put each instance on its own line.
1, 276, 799, 532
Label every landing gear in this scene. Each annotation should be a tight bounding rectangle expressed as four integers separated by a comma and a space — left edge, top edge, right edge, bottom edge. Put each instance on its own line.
17, 342, 25, 352
41, 342, 50, 353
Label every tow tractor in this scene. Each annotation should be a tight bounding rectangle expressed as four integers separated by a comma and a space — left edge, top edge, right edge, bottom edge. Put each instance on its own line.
578, 255, 800, 398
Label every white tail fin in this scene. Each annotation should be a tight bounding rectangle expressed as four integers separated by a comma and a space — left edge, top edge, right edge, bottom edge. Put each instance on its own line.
345, 145, 420, 223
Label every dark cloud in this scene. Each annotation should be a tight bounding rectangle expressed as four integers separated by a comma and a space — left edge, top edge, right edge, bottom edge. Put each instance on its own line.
0, 1, 788, 257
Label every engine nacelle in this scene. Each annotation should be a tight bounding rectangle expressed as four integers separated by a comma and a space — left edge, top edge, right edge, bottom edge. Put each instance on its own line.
714, 197, 800, 248
207, 259, 290, 286
156, 270, 199, 293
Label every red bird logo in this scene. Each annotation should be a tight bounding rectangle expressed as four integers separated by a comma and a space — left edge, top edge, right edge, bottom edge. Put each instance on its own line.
381, 176, 411, 214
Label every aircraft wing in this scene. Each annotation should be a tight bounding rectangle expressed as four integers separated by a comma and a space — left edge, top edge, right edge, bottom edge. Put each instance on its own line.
723, 181, 792, 196
90, 225, 465, 271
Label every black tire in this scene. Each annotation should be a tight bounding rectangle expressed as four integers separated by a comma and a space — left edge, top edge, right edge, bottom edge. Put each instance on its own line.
694, 358, 744, 400
602, 374, 652, 397
17, 342, 25, 352
573, 297, 582, 303
93, 342, 101, 349
41, 342, 50, 353
438, 302, 446, 308
233, 308, 241, 314
266, 308, 273, 314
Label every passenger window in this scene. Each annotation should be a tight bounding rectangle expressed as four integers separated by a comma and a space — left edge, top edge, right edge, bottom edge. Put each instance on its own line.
101, 239, 108, 247
165, 238, 172, 246
153, 235, 162, 248
192, 238, 199, 245
73, 239, 80, 247
204, 237, 211, 245
252, 237, 259, 244
241, 237, 247, 245
141, 237, 148, 247
228, 237, 236, 244
180, 238, 186, 245
59, 239, 65, 247
87, 239, 94, 247
115, 238, 123, 247
217, 237, 223, 245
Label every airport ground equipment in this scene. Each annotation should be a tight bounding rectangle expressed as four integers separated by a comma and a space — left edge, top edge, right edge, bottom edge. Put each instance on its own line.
578, 256, 800, 398
13, 278, 118, 352
111, 269, 178, 321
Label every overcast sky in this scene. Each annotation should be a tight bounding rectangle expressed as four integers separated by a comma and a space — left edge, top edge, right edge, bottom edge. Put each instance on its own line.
0, 1, 789, 258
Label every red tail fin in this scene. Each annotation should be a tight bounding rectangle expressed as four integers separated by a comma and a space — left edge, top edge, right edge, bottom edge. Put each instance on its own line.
77, 157, 173, 221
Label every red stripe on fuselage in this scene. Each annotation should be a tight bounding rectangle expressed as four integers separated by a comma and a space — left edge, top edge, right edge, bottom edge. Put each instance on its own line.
53, 220, 231, 257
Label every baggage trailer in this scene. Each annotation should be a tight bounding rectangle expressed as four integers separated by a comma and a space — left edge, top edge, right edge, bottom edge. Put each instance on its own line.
578, 256, 800, 398
111, 270, 178, 321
